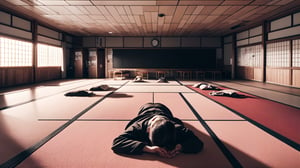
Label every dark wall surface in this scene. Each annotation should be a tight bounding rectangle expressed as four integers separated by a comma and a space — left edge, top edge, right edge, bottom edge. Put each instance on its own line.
113, 49, 216, 69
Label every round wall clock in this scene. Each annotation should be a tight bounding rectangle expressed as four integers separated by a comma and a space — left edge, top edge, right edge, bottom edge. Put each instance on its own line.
151, 39, 159, 47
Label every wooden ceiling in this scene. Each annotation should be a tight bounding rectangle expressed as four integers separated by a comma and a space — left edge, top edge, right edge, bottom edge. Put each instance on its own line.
0, 0, 300, 36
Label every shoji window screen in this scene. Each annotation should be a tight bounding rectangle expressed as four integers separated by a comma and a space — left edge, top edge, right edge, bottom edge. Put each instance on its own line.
37, 43, 63, 68
293, 39, 300, 67
266, 41, 290, 67
0, 37, 32, 66
237, 45, 263, 67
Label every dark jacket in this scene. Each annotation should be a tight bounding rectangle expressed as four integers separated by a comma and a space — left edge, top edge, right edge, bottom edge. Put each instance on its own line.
111, 103, 204, 155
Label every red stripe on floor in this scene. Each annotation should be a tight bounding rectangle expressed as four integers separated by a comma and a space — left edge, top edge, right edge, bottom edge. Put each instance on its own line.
187, 86, 300, 144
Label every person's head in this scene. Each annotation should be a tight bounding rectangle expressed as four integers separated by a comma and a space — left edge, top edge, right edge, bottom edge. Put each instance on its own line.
148, 115, 176, 150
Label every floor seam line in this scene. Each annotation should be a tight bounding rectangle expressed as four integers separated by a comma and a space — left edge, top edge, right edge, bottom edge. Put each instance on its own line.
179, 92, 243, 168
0, 81, 129, 168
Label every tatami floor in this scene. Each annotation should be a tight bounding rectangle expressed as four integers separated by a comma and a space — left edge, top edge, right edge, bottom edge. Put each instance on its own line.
0, 79, 299, 168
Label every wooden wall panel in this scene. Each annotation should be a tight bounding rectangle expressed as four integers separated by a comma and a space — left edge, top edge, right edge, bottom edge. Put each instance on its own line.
83, 37, 97, 47
294, 12, 300, 25
266, 68, 290, 86
0, 67, 33, 88
249, 26, 262, 36
236, 66, 254, 80
181, 37, 201, 47
253, 68, 263, 82
0, 11, 11, 24
249, 36, 262, 44
124, 37, 143, 47
161, 37, 180, 47
270, 15, 291, 31
37, 35, 62, 46
236, 67, 263, 82
268, 26, 300, 40
237, 39, 249, 46
106, 37, 123, 47
201, 37, 221, 47
237, 30, 249, 40
0, 24, 32, 40
12, 16, 31, 31
292, 69, 300, 87
35, 67, 61, 83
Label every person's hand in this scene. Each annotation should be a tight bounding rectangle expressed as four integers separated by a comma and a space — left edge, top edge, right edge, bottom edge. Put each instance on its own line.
143, 145, 172, 158
168, 144, 182, 158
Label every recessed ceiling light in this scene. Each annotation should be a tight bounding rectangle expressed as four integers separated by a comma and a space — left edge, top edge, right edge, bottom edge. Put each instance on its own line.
108, 32, 113, 34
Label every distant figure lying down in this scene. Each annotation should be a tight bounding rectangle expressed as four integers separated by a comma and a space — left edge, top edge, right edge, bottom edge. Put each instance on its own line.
193, 83, 220, 90
89, 84, 110, 91
157, 77, 168, 83
133, 75, 144, 82
112, 103, 204, 158
64, 90, 94, 97
210, 89, 247, 98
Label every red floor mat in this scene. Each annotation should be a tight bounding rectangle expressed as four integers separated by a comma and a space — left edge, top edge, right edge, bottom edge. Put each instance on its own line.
187, 86, 300, 146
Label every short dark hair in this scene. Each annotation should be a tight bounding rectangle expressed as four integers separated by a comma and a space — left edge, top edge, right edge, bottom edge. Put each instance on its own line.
150, 119, 176, 150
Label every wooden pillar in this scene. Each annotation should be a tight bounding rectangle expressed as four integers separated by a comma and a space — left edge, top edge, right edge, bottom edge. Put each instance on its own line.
231, 34, 237, 79
262, 21, 269, 83
290, 40, 293, 86
32, 21, 38, 83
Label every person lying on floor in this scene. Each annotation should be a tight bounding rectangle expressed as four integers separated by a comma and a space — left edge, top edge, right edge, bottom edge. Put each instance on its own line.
209, 89, 247, 98
193, 82, 220, 90
64, 90, 94, 97
133, 75, 144, 82
157, 77, 168, 83
89, 84, 110, 91
112, 103, 204, 158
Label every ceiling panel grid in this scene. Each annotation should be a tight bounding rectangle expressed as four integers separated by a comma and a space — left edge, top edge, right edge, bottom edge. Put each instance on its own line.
0, 0, 299, 36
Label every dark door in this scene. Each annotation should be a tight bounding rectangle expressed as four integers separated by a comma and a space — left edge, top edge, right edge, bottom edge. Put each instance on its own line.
88, 50, 98, 78
74, 50, 83, 78
98, 49, 105, 78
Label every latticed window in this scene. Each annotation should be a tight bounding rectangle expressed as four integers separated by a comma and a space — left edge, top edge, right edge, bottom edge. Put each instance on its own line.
266, 41, 290, 67
237, 44, 263, 67
37, 43, 63, 68
293, 39, 300, 67
0, 37, 32, 67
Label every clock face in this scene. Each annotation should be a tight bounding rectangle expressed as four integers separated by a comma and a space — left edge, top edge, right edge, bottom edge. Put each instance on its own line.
151, 39, 159, 47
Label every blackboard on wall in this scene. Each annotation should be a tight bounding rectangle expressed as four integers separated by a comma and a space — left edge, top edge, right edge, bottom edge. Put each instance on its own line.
113, 49, 216, 69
